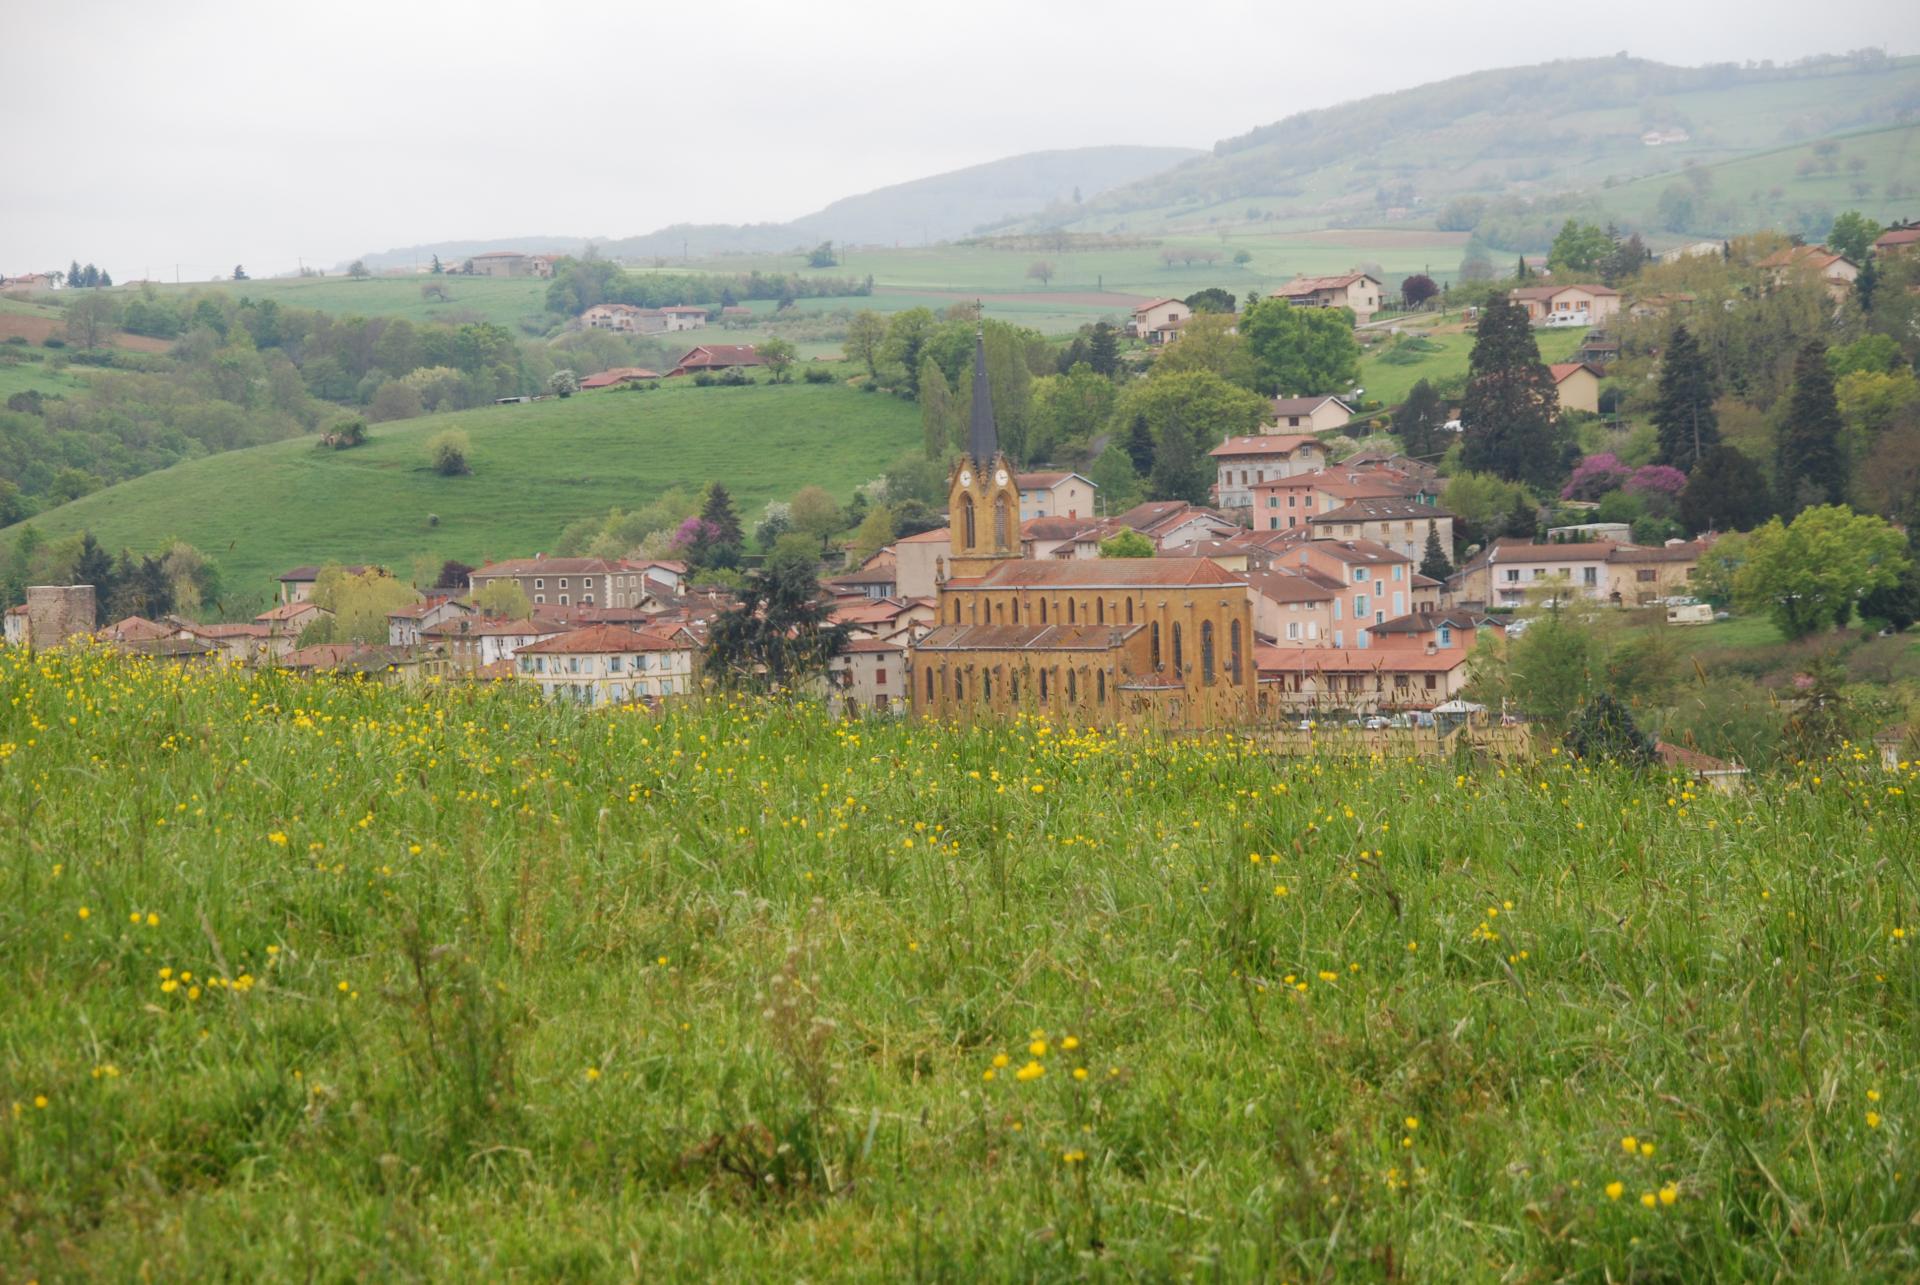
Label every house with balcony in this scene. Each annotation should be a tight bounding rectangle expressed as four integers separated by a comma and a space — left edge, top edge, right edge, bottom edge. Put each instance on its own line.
1272, 273, 1384, 323
1209, 434, 1327, 510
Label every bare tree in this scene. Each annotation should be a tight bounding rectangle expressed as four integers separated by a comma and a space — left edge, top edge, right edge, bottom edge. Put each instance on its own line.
1026, 260, 1055, 286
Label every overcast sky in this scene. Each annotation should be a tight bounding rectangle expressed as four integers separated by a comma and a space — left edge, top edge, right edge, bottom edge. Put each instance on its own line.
5, 0, 1913, 279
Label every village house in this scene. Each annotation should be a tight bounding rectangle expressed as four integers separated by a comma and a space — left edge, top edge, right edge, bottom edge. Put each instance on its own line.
1110, 500, 1240, 552
1272, 273, 1384, 323
828, 638, 908, 715
1209, 434, 1328, 510
1284, 538, 1417, 649
1268, 394, 1355, 433
580, 303, 656, 333
469, 556, 657, 609
894, 527, 954, 600
465, 251, 555, 279
1549, 362, 1604, 415
183, 622, 279, 665
1128, 298, 1187, 343
1757, 244, 1858, 301
1248, 467, 1426, 533
254, 599, 330, 642
1014, 471, 1096, 521
275, 564, 382, 605
658, 305, 710, 332
1872, 224, 1920, 256
514, 623, 697, 707
1254, 642, 1475, 716
1369, 607, 1505, 657
669, 344, 763, 377
1307, 498, 1456, 561
578, 366, 662, 390
828, 549, 900, 599
829, 596, 936, 646
1453, 539, 1704, 608
1246, 566, 1341, 646
1509, 284, 1621, 327
386, 594, 471, 648
1021, 517, 1111, 561
909, 331, 1255, 729
421, 617, 563, 673
1410, 573, 1445, 612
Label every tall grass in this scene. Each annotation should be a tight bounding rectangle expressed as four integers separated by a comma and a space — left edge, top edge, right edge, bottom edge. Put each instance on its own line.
1, 646, 1913, 1278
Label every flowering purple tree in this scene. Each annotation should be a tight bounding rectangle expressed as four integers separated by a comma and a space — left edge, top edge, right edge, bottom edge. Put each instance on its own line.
1625, 464, 1688, 516
1560, 453, 1631, 501
672, 516, 725, 565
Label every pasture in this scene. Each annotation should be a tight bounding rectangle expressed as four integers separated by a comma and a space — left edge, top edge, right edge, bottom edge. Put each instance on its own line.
6, 380, 919, 603
0, 653, 1913, 1278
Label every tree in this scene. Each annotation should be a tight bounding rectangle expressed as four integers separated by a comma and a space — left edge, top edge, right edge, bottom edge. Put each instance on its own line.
1860, 523, 1920, 631
73, 533, 115, 613
435, 559, 474, 590
919, 359, 955, 458
703, 540, 848, 691
1505, 494, 1539, 540
844, 310, 887, 379
473, 579, 530, 619
1469, 603, 1600, 728
347, 260, 371, 279
1394, 379, 1445, 461
1678, 446, 1772, 534
1652, 324, 1719, 472
1400, 274, 1439, 309
880, 308, 936, 394
547, 369, 580, 398
1656, 185, 1695, 234
1086, 322, 1119, 377
1117, 369, 1266, 462
1546, 219, 1614, 277
846, 504, 896, 564
427, 429, 471, 476
1826, 210, 1881, 264
1734, 505, 1910, 639
1183, 287, 1236, 314
1125, 413, 1155, 475
1026, 260, 1056, 286
323, 570, 420, 643
1459, 295, 1570, 491
64, 292, 118, 349
700, 482, 744, 550
1602, 233, 1649, 286
1150, 312, 1255, 387
1419, 520, 1452, 580
1240, 297, 1360, 396
1028, 363, 1116, 459
1148, 410, 1210, 504
807, 241, 838, 268
753, 336, 794, 383
1099, 529, 1155, 558
232, 265, 249, 281
789, 485, 844, 548
430, 254, 443, 275
1563, 693, 1657, 767
1775, 340, 1848, 515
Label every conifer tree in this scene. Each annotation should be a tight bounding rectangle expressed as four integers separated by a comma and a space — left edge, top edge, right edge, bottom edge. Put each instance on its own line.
1775, 340, 1848, 515
1087, 322, 1119, 377
1396, 379, 1444, 461
700, 482, 743, 549
1149, 417, 1209, 505
1678, 445, 1772, 534
919, 358, 954, 458
1652, 324, 1719, 472
1125, 412, 1155, 475
1459, 296, 1571, 490
1419, 520, 1453, 580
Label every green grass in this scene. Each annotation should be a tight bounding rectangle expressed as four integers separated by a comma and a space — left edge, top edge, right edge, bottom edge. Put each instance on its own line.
120, 275, 556, 333
0, 358, 85, 400
0, 655, 1914, 1278
1358, 321, 1585, 406
5, 380, 917, 601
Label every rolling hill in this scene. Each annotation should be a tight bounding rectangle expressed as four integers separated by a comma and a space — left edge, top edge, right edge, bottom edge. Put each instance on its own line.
1016, 52, 1920, 244
5, 380, 919, 607
353, 145, 1199, 272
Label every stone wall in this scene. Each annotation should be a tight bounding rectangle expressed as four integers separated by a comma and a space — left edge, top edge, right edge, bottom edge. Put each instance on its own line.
25, 584, 97, 649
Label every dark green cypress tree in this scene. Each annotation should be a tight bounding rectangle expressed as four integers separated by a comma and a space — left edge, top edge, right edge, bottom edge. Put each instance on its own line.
1459, 296, 1571, 490
1087, 322, 1119, 377
72, 533, 115, 623
1856, 254, 1878, 314
1678, 445, 1773, 534
1148, 417, 1209, 505
1652, 324, 1719, 472
1419, 519, 1453, 580
1774, 340, 1849, 515
700, 482, 744, 549
1396, 379, 1444, 461
1125, 413, 1155, 475
1504, 495, 1539, 540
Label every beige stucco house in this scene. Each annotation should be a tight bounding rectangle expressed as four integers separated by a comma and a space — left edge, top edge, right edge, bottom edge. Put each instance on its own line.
1509, 284, 1621, 327
1014, 471, 1097, 521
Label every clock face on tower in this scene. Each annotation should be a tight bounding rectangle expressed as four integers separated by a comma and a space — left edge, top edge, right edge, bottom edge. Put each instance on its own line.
995, 469, 1009, 485
959, 470, 972, 487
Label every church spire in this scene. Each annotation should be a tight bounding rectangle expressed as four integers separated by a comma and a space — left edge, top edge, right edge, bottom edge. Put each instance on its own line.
967, 323, 997, 464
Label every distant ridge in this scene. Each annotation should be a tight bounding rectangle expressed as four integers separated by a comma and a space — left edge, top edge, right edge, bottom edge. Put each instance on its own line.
350, 145, 1199, 270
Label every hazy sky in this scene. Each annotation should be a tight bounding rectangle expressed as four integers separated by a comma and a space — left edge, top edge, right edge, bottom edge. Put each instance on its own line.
5, 0, 1913, 278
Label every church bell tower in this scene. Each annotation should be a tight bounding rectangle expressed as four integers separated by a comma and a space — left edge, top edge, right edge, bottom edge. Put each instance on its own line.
945, 325, 1021, 581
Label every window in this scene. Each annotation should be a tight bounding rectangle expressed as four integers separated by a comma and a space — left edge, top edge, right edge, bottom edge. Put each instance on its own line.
1583, 567, 1599, 585
1504, 570, 1520, 583
982, 667, 992, 701
1038, 668, 1049, 700
954, 669, 964, 700
1286, 621, 1300, 641
1039, 599, 1048, 624
1200, 621, 1215, 685
559, 579, 568, 589
1392, 565, 1402, 580
926, 668, 935, 702
1096, 669, 1105, 704
1011, 599, 1019, 624
1355, 595, 1369, 616
584, 595, 594, 605
962, 495, 976, 549
1354, 568, 1368, 583
994, 494, 1011, 548
1067, 598, 1076, 624
534, 594, 545, 604
559, 595, 570, 606
1066, 668, 1077, 702
1125, 598, 1134, 624
610, 655, 623, 673
1438, 626, 1453, 648
1096, 598, 1104, 624
1172, 623, 1184, 674
1424, 674, 1438, 690
1229, 620, 1242, 684
875, 668, 887, 685
952, 598, 962, 623
535, 579, 544, 590
1636, 569, 1656, 583
1150, 621, 1161, 669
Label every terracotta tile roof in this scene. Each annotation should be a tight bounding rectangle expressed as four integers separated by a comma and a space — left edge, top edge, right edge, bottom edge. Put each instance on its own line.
671, 344, 762, 371
99, 615, 174, 643
1246, 569, 1339, 603
1656, 740, 1745, 774
1874, 227, 1920, 250
1369, 609, 1503, 635
1111, 501, 1237, 538
188, 622, 271, 640
516, 624, 689, 656
387, 595, 464, 620
472, 556, 620, 577
1510, 283, 1618, 301
1758, 245, 1851, 271
277, 564, 376, 582
1548, 362, 1602, 383
952, 557, 1244, 590
897, 527, 952, 545
1275, 273, 1377, 294
1608, 541, 1706, 564
1131, 297, 1182, 314
1015, 471, 1093, 489
1021, 516, 1100, 541
915, 623, 1143, 652
1292, 537, 1410, 566
841, 638, 907, 655
1310, 498, 1456, 523
830, 598, 922, 625
1467, 539, 1617, 567
423, 617, 559, 639
1209, 433, 1323, 458
282, 643, 418, 671
1255, 644, 1468, 675
1269, 395, 1352, 418
255, 601, 328, 623
579, 366, 661, 388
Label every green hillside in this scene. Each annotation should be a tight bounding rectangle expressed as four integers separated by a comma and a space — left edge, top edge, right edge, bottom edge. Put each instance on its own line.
1029, 53, 1920, 240
6, 380, 918, 604
135, 274, 554, 332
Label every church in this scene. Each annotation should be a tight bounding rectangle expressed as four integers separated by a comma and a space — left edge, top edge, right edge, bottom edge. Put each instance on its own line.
908, 330, 1254, 728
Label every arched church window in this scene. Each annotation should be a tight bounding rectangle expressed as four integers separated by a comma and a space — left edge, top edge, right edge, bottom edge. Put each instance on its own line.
962, 495, 976, 549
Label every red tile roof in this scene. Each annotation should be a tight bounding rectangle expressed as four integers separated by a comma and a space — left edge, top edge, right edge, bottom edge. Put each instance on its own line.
1210, 433, 1323, 458
1548, 362, 1602, 383
915, 623, 1143, 652
1246, 569, 1339, 603
952, 557, 1244, 590
671, 344, 762, 371
517, 624, 689, 656
1310, 498, 1455, 523
1873, 227, 1920, 251
1131, 297, 1181, 315
841, 638, 907, 654
255, 601, 327, 623
897, 527, 952, 545
472, 557, 620, 577
1275, 273, 1377, 294
1255, 644, 1467, 675
1269, 395, 1352, 419
579, 366, 662, 388
1014, 471, 1089, 488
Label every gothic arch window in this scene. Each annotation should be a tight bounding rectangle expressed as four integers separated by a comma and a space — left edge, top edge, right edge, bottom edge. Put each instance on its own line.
1229, 619, 1243, 685
1011, 599, 1019, 624
1039, 599, 1048, 624
1172, 622, 1184, 674
969, 599, 978, 624
994, 494, 1011, 548
955, 669, 964, 701
926, 667, 936, 702
1067, 598, 1076, 624
1096, 598, 1104, 624
952, 598, 962, 623
1096, 669, 1106, 704
1150, 621, 1161, 669
1067, 668, 1077, 703
1125, 598, 1134, 624
995, 601, 1004, 624
1200, 621, 1216, 685
983, 667, 993, 702
1038, 668, 1049, 701
962, 495, 976, 549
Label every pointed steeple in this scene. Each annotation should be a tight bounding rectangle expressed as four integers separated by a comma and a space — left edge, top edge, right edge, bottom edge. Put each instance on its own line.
967, 324, 997, 464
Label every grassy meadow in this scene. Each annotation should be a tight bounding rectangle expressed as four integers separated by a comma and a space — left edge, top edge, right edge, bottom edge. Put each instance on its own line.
6, 380, 918, 603
150, 274, 556, 333
0, 650, 1913, 1278
1356, 321, 1586, 406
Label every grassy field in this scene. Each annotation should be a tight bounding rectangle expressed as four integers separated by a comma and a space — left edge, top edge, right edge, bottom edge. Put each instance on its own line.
0, 653, 1913, 1279
5, 381, 918, 603
120, 275, 556, 333
0, 357, 86, 401
1357, 320, 1586, 406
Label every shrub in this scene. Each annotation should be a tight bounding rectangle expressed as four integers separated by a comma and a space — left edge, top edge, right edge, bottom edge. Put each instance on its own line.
693, 372, 716, 387
860, 382, 878, 394
427, 429, 471, 476
718, 368, 751, 387
802, 366, 834, 384
41, 337, 65, 349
